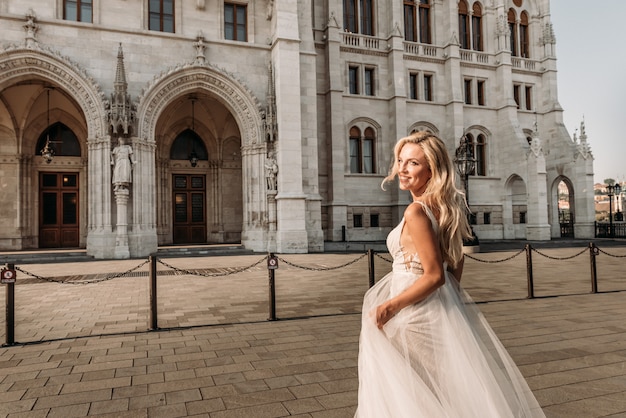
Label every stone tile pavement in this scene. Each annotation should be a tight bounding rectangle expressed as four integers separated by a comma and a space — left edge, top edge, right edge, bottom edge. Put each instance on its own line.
1, 243, 626, 417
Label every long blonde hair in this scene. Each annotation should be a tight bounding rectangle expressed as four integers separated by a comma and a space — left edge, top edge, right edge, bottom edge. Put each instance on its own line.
382, 131, 472, 268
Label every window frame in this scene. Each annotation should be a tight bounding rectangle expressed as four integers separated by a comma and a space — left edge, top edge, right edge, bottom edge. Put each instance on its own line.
348, 124, 377, 174
409, 72, 419, 100
471, 3, 483, 51
149, 0, 175, 33
348, 65, 360, 95
458, 0, 471, 50
224, 2, 248, 42
464, 78, 472, 105
364, 67, 375, 96
404, 1, 417, 42
423, 73, 433, 102
344, 0, 375, 36
477, 79, 485, 106
418, 0, 431, 44
63, 0, 93, 23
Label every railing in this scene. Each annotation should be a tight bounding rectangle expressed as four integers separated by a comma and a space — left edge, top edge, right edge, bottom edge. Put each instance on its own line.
512, 57, 537, 70
341, 32, 383, 50
2, 243, 626, 346
403, 41, 438, 57
595, 221, 626, 238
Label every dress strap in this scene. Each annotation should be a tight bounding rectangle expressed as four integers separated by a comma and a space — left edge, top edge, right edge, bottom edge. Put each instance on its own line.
412, 200, 438, 231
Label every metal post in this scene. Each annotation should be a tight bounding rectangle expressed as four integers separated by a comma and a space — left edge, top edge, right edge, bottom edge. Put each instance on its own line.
589, 242, 599, 294
149, 255, 158, 330
525, 244, 534, 299
268, 253, 276, 321
609, 191, 614, 238
367, 249, 375, 288
4, 263, 15, 346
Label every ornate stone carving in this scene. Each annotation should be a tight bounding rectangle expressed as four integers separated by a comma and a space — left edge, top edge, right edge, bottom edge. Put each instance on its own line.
23, 9, 38, 48
137, 63, 262, 146
193, 32, 206, 65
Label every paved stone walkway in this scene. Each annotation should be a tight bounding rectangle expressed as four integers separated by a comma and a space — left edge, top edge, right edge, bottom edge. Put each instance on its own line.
1, 244, 626, 417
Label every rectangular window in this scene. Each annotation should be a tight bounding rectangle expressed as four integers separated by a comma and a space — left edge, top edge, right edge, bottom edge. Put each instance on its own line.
464, 79, 472, 105
353, 214, 363, 228
370, 214, 379, 228
360, 0, 374, 36
64, 0, 92, 23
520, 211, 526, 224
225, 3, 247, 41
404, 2, 417, 42
349, 66, 359, 94
483, 212, 491, 225
509, 22, 518, 56
364, 68, 375, 96
149, 0, 174, 33
418, 1, 431, 44
513, 84, 521, 109
344, 0, 358, 33
423, 74, 433, 101
525, 86, 532, 110
477, 80, 485, 106
409, 73, 418, 100
520, 25, 529, 58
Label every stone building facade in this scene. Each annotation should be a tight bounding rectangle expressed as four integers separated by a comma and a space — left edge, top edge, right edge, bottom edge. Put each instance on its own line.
0, 0, 594, 259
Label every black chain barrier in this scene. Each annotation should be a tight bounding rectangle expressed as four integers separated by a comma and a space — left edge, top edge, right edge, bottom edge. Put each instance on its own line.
3, 243, 625, 346
531, 247, 588, 260
275, 253, 367, 271
463, 248, 526, 263
596, 247, 626, 258
14, 260, 150, 285
156, 256, 267, 277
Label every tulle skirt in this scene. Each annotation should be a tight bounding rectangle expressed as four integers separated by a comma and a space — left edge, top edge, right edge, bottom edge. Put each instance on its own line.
355, 270, 545, 418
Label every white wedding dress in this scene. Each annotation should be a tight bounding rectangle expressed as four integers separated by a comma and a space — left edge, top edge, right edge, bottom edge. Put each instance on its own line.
356, 203, 545, 417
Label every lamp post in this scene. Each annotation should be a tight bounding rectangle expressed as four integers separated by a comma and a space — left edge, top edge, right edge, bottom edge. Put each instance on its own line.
453, 135, 479, 246
607, 183, 621, 237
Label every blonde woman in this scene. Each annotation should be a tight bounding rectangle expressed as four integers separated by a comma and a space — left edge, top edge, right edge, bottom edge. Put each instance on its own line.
355, 131, 544, 417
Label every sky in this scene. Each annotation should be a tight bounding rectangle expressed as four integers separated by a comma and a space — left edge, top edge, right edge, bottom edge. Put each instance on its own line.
550, 2, 626, 185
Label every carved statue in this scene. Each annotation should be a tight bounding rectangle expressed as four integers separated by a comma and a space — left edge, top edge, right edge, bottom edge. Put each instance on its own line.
111, 137, 136, 191
265, 151, 278, 191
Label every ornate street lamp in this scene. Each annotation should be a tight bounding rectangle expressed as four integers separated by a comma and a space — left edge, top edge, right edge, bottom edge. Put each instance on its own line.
188, 97, 198, 167
454, 135, 479, 246
40, 88, 54, 163
607, 183, 621, 237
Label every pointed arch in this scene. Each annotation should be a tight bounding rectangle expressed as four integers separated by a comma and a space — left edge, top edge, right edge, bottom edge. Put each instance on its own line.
137, 64, 262, 146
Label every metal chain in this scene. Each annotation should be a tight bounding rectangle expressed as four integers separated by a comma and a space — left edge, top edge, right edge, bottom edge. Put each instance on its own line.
374, 252, 393, 263
157, 256, 267, 277
531, 247, 588, 260
463, 248, 525, 263
597, 247, 626, 258
276, 253, 367, 271
15, 259, 150, 285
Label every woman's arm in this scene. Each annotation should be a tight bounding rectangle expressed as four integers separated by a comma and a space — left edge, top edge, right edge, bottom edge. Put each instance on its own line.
375, 203, 445, 329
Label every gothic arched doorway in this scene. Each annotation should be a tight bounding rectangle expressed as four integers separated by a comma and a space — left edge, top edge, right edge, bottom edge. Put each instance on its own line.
156, 93, 243, 245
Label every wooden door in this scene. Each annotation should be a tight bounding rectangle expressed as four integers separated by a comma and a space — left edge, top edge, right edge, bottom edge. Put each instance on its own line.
172, 174, 206, 244
39, 173, 79, 248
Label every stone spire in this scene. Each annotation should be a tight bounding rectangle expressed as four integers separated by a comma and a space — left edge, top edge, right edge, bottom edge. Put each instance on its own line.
107, 44, 136, 136
575, 118, 593, 160
264, 60, 277, 143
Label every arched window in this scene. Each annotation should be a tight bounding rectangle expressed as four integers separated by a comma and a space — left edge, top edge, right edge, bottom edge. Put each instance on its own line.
349, 126, 376, 173
170, 129, 208, 162
520, 11, 530, 57
475, 134, 486, 175
36, 122, 81, 157
458, 0, 470, 49
508, 9, 518, 56
465, 132, 487, 176
344, 0, 375, 35
471, 3, 483, 51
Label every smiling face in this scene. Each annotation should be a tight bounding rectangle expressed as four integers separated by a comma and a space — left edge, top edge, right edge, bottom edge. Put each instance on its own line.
397, 142, 431, 198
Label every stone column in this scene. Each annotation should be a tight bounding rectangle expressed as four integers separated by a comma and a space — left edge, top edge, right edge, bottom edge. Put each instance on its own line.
114, 188, 130, 259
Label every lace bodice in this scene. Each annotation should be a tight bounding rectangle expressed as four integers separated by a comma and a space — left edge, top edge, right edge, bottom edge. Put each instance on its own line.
386, 202, 439, 276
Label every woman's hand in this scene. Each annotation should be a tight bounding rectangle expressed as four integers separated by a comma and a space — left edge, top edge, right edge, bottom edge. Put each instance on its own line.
375, 302, 397, 329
